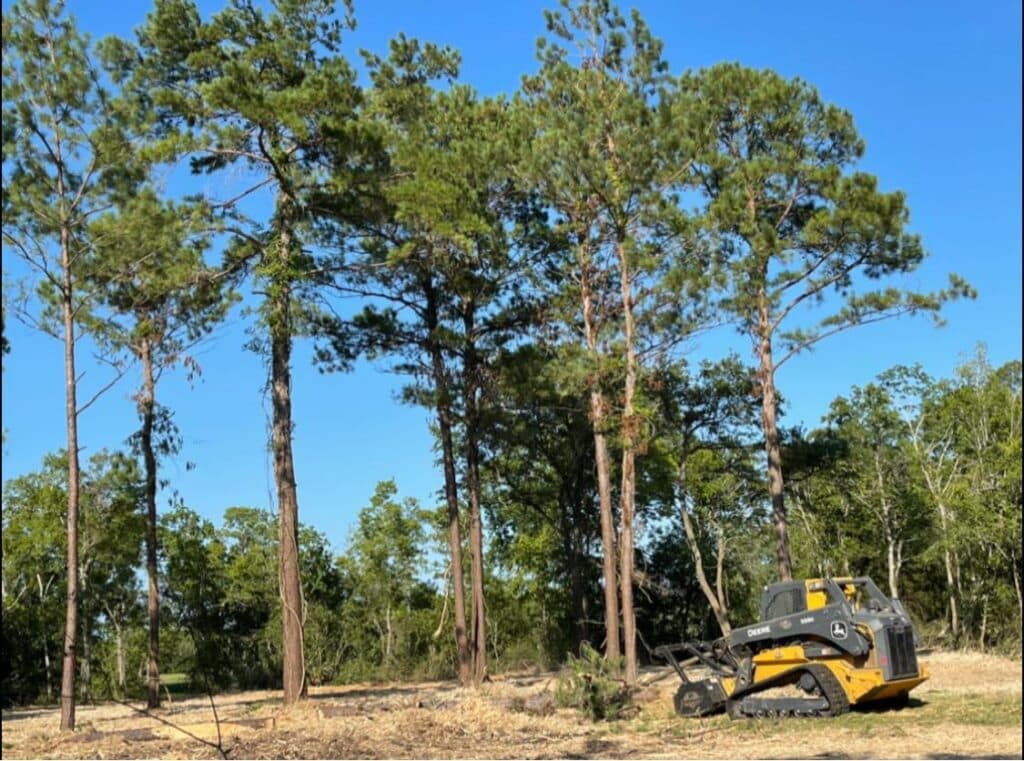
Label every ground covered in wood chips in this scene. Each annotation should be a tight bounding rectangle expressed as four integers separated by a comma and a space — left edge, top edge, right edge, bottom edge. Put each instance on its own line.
2, 651, 1020, 759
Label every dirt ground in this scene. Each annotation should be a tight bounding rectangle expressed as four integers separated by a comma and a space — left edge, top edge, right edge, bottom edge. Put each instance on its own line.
2, 651, 1020, 760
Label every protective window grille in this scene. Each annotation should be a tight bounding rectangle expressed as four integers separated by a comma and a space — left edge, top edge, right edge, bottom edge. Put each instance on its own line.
885, 626, 918, 679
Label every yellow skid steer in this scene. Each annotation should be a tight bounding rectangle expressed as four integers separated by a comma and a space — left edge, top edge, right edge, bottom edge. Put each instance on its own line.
655, 577, 928, 718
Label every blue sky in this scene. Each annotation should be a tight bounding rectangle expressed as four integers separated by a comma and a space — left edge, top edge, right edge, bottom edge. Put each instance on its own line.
2, 0, 1021, 552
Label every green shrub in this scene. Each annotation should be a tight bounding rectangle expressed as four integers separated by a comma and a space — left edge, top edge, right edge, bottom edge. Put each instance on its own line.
554, 643, 632, 721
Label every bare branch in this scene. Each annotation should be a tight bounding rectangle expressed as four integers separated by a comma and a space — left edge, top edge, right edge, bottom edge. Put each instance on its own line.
774, 306, 919, 370
76, 362, 133, 417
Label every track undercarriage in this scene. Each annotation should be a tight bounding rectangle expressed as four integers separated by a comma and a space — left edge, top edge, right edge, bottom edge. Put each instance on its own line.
657, 643, 852, 719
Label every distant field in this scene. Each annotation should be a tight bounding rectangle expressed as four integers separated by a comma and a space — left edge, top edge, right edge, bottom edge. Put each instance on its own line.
2, 651, 1020, 759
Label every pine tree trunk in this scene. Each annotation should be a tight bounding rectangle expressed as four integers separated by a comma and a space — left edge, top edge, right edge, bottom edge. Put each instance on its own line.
271, 229, 305, 706
80, 584, 91, 704
580, 261, 620, 660
468, 476, 486, 683
617, 241, 638, 686
757, 296, 792, 581
426, 284, 470, 683
438, 397, 471, 683
463, 308, 487, 683
59, 216, 80, 732
140, 340, 161, 709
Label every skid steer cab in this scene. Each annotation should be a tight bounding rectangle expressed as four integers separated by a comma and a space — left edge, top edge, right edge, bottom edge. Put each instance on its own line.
655, 577, 928, 719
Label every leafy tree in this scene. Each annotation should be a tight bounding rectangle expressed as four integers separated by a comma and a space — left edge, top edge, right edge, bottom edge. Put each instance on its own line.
945, 352, 1022, 646
2, 454, 67, 704
2, 0, 142, 728
680, 63, 974, 580
104, 0, 371, 704
158, 502, 348, 689
885, 351, 1022, 645
87, 189, 234, 707
653, 357, 762, 635
159, 503, 231, 687
337, 481, 432, 676
77, 451, 145, 699
1, 451, 144, 704
482, 344, 600, 654
822, 382, 928, 599
783, 426, 861, 579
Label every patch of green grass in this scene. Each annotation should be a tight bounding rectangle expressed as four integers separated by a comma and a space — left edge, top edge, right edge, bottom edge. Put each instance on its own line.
915, 692, 1022, 727
159, 672, 192, 695
652, 690, 1021, 742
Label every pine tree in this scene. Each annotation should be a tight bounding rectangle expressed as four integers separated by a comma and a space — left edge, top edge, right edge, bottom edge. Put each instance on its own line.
317, 41, 539, 681
520, 0, 700, 683
680, 63, 974, 580
2, 0, 143, 729
103, 0, 367, 704
86, 190, 234, 708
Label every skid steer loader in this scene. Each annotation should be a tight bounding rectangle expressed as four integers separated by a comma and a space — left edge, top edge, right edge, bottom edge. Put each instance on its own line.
655, 577, 928, 718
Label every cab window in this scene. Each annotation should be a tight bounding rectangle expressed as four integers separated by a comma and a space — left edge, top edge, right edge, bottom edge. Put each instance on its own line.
765, 588, 806, 619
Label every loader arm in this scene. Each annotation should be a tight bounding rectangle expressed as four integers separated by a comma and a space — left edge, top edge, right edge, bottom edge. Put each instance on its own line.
725, 602, 870, 657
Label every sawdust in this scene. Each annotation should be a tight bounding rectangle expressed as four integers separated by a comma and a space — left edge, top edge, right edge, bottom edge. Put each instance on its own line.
2, 652, 1020, 759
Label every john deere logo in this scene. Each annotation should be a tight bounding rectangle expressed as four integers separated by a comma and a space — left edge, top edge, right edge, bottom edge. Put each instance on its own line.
831, 621, 848, 639
681, 690, 702, 710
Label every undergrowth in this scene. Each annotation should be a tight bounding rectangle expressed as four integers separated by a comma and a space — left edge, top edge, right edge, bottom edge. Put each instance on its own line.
554, 643, 633, 721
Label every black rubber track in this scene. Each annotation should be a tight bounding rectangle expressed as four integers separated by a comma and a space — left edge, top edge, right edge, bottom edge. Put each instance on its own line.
805, 663, 850, 717
726, 663, 851, 719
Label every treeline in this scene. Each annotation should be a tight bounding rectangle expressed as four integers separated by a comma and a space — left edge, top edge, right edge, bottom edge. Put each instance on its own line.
4, 351, 1020, 708
0, 0, 1013, 727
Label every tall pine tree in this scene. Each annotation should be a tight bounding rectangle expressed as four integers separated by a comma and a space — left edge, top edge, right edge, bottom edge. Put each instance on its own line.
103, 0, 368, 704
680, 63, 974, 579
2, 0, 142, 729
87, 190, 234, 707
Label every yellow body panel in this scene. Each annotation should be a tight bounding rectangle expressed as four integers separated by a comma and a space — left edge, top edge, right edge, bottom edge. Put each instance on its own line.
805, 577, 861, 611
722, 644, 929, 705
824, 658, 929, 703
805, 580, 831, 611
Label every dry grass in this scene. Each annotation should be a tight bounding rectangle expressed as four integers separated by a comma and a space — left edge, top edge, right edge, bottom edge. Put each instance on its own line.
2, 652, 1020, 759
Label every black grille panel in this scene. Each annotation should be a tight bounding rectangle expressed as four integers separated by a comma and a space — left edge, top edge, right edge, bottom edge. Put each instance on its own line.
885, 625, 918, 679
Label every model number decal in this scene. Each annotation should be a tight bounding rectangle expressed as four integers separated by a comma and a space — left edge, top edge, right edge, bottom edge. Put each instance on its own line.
800, 616, 815, 624
746, 625, 771, 637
